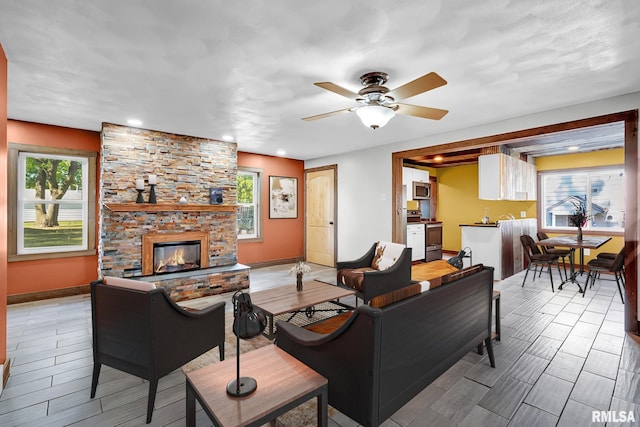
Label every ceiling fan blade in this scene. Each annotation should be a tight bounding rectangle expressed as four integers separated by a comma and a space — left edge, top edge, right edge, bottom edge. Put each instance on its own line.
314, 82, 360, 100
302, 107, 355, 121
387, 72, 447, 100
393, 103, 449, 120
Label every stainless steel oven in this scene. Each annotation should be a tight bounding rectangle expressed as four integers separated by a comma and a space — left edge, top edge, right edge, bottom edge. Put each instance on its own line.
425, 223, 443, 261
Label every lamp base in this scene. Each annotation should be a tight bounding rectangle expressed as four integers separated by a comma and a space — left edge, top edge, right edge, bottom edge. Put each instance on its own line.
226, 376, 257, 397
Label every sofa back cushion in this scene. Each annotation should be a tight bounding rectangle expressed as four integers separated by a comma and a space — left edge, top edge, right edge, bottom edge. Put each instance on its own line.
371, 241, 406, 271
104, 276, 157, 292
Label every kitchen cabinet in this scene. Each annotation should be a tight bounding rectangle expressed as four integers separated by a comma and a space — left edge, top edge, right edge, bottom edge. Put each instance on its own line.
459, 219, 537, 279
406, 223, 426, 261
478, 153, 536, 200
402, 166, 430, 200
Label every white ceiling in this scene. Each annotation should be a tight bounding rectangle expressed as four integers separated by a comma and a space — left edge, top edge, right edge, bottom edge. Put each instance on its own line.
1, 1, 639, 160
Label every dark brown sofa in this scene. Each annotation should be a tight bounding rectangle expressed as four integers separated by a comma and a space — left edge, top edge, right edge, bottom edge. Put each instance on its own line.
276, 265, 495, 427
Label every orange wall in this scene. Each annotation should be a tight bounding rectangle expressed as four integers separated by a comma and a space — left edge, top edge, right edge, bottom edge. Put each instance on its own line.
1, 44, 9, 365
237, 152, 305, 264
6, 120, 100, 296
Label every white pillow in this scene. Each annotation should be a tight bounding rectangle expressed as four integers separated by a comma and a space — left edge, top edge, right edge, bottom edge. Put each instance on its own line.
103, 276, 157, 291
371, 241, 406, 271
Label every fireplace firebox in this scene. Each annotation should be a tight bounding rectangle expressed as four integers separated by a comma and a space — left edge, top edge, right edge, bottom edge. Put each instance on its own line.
142, 231, 210, 276
153, 240, 201, 274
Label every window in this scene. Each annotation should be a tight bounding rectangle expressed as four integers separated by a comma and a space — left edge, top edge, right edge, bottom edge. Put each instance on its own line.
9, 144, 96, 260
539, 166, 625, 232
237, 167, 261, 240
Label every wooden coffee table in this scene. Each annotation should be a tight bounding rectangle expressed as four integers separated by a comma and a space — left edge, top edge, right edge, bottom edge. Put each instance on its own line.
184, 344, 328, 427
250, 280, 355, 339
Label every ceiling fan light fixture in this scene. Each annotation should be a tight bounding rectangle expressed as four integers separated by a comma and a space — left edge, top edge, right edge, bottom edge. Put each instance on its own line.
356, 105, 396, 129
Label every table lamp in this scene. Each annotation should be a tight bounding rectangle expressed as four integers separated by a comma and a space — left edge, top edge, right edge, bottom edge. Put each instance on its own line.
227, 290, 266, 397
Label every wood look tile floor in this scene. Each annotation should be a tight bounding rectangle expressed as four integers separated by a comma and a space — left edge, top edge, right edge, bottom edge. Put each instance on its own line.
2, 264, 639, 426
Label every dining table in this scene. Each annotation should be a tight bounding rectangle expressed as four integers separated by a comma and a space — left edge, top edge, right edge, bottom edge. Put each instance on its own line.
537, 234, 612, 293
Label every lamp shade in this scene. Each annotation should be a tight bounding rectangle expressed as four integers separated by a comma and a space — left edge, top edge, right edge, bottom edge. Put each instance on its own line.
227, 291, 266, 397
356, 105, 396, 129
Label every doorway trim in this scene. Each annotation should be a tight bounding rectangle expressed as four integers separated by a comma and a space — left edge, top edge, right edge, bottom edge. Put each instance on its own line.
392, 110, 638, 334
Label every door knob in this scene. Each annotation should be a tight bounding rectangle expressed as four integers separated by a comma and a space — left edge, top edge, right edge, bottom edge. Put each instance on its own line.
329, 221, 334, 225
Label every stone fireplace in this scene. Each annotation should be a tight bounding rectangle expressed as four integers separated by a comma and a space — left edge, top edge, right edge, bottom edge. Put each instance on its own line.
98, 123, 249, 300
142, 231, 209, 275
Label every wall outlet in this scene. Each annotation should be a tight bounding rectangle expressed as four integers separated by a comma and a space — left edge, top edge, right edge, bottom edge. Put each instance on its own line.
520, 211, 526, 218
584, 249, 590, 256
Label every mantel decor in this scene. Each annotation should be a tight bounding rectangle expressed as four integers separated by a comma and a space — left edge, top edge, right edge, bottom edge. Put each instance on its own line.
269, 176, 298, 219
104, 203, 238, 212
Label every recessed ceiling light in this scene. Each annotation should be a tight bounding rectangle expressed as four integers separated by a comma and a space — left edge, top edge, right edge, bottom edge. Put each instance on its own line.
222, 135, 234, 141
434, 155, 444, 162
127, 118, 142, 126
568, 146, 579, 151
276, 150, 286, 156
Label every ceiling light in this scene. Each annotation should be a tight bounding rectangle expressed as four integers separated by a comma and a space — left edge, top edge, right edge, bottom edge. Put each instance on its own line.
355, 105, 396, 129
222, 135, 234, 141
434, 155, 444, 162
568, 145, 579, 151
127, 118, 142, 126
276, 150, 286, 156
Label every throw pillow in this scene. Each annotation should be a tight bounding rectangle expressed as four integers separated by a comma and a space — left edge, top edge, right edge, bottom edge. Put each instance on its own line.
371, 241, 405, 271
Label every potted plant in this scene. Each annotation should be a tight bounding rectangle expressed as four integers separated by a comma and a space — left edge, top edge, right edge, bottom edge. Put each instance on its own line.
289, 260, 311, 291
568, 200, 589, 241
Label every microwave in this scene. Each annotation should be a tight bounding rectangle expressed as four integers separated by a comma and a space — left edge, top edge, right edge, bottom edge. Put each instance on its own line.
412, 181, 431, 199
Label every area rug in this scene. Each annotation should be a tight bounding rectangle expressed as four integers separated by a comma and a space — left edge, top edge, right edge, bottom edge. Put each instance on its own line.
183, 311, 336, 426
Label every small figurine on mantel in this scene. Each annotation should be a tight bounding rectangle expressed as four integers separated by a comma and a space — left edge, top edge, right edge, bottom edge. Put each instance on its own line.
179, 196, 187, 204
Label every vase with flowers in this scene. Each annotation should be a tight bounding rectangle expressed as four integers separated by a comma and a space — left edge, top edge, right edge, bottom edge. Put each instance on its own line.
289, 260, 311, 292
568, 200, 589, 241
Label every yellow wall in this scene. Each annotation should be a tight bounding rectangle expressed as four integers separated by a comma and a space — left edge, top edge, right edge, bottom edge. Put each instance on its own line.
437, 164, 536, 251
436, 148, 624, 259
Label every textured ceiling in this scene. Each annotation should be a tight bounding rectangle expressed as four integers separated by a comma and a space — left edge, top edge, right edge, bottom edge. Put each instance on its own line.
1, 1, 639, 160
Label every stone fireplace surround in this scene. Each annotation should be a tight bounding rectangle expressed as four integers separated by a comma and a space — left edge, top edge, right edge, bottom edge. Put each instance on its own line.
98, 123, 249, 300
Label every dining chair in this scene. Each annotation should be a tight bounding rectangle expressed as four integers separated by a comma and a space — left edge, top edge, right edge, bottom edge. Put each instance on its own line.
520, 235, 562, 292
584, 248, 625, 303
537, 231, 571, 281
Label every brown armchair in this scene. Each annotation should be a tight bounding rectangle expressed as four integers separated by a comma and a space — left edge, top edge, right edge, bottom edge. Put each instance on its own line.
336, 241, 413, 304
90, 278, 225, 423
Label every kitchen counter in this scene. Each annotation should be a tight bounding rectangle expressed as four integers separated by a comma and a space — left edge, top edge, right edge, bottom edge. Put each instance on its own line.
460, 219, 537, 279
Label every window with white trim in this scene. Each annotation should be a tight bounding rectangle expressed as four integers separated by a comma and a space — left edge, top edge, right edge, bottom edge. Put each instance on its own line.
237, 168, 261, 239
539, 166, 625, 232
9, 144, 96, 260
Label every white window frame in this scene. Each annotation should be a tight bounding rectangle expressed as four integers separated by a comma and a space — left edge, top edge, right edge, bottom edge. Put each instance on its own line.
8, 143, 97, 261
538, 165, 625, 234
237, 167, 262, 241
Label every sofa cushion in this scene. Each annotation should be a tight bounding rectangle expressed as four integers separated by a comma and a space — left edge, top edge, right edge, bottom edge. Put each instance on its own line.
104, 276, 157, 291
370, 283, 423, 308
337, 267, 374, 292
371, 241, 405, 271
427, 264, 484, 290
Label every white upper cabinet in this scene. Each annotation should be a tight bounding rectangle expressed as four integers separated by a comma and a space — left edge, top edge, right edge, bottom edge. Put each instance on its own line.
478, 153, 536, 200
403, 167, 430, 200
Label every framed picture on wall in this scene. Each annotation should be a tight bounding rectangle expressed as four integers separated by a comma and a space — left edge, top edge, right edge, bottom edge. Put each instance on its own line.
269, 176, 297, 219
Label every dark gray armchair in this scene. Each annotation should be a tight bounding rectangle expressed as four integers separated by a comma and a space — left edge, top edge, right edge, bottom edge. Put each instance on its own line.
336, 242, 413, 304
90, 278, 225, 423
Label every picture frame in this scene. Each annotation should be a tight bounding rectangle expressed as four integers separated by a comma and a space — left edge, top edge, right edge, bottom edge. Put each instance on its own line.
209, 187, 223, 204
269, 176, 297, 218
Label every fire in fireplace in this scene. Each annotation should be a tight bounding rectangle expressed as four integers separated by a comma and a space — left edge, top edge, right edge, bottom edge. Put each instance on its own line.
153, 240, 201, 274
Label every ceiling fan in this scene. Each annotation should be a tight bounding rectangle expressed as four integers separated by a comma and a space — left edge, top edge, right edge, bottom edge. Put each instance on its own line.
302, 71, 448, 129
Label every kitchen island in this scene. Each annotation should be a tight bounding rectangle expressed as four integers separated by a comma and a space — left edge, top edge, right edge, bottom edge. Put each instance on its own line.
459, 219, 537, 279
